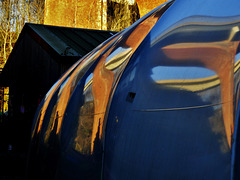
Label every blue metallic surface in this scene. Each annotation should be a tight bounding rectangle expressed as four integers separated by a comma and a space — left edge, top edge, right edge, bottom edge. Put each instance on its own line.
27, 0, 240, 179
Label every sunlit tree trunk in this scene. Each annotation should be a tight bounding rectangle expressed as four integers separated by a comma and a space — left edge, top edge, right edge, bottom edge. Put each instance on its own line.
107, 0, 140, 31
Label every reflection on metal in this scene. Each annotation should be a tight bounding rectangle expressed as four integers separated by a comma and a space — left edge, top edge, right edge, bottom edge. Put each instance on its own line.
43, 35, 119, 144
156, 75, 220, 92
162, 41, 239, 147
105, 47, 133, 70
234, 59, 240, 72
229, 26, 240, 41
134, 102, 224, 111
27, 0, 240, 180
155, 55, 240, 92
34, 62, 79, 136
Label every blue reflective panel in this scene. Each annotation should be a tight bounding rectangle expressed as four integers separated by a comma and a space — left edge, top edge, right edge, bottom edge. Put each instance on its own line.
84, 73, 93, 87
103, 2, 240, 179
150, 0, 240, 44
235, 52, 240, 63
151, 66, 216, 81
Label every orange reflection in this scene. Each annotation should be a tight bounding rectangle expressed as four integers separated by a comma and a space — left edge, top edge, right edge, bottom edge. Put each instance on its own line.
91, 53, 114, 153
89, 8, 166, 153
35, 61, 79, 136
42, 40, 115, 143
125, 8, 163, 46
162, 41, 239, 147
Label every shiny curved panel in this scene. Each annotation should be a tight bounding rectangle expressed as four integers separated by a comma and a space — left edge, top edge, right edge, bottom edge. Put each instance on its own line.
103, 1, 240, 180
27, 1, 173, 179
27, 0, 240, 179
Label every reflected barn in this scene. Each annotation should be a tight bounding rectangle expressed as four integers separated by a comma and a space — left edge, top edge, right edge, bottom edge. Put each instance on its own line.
27, 0, 240, 179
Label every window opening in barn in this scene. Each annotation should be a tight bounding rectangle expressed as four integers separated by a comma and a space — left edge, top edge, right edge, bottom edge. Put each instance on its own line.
0, 87, 9, 122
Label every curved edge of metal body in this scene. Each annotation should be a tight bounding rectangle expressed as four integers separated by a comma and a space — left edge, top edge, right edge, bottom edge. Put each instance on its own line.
26, 0, 240, 179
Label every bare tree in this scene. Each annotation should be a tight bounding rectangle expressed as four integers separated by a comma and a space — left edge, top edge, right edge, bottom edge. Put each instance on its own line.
0, 0, 44, 69
27, 0, 45, 24
0, 0, 17, 68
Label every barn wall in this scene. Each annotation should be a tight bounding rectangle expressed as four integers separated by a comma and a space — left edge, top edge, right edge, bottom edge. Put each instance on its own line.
3, 32, 63, 152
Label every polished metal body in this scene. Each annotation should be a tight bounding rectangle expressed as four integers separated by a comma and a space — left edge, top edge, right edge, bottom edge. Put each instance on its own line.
27, 0, 240, 179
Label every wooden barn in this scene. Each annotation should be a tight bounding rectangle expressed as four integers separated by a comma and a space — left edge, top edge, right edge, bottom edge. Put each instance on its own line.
0, 23, 116, 154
